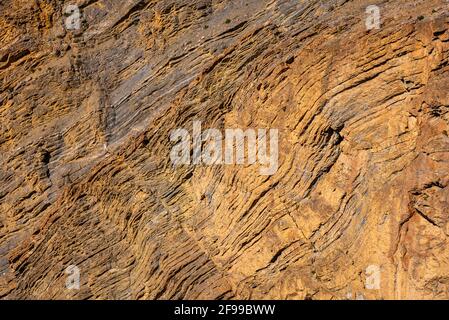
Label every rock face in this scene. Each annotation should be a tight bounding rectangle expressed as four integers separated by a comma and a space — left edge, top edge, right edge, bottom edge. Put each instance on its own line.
1, 0, 449, 300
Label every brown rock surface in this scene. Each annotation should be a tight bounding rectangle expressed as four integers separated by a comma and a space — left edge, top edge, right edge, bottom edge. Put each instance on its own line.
0, 0, 449, 299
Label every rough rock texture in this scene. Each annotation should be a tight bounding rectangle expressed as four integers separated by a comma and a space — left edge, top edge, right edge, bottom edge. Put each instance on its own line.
1, 0, 449, 300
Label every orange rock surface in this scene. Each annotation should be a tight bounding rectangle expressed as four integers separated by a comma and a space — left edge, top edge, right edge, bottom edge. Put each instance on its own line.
0, 0, 449, 299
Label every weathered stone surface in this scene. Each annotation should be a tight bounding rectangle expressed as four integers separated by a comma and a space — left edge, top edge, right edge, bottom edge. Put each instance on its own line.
0, 0, 448, 299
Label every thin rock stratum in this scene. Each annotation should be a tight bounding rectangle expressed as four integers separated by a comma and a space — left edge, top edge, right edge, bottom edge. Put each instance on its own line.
1, 0, 449, 299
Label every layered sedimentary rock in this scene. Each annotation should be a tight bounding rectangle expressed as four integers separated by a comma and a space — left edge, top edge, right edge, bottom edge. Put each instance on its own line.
0, 0, 449, 299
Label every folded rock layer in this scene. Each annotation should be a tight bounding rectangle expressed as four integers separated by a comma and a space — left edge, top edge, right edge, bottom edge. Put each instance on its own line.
0, 0, 449, 299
